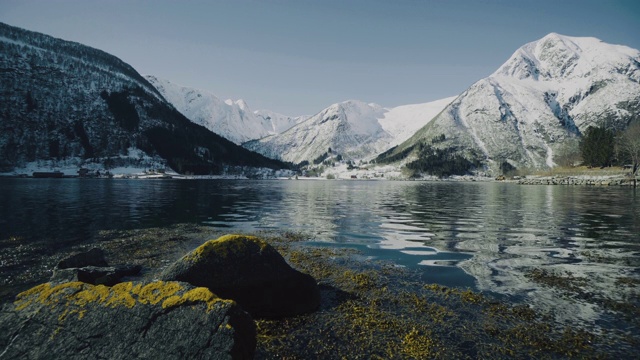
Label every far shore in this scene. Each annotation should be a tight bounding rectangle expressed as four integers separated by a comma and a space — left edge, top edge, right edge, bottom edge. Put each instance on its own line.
1, 165, 637, 186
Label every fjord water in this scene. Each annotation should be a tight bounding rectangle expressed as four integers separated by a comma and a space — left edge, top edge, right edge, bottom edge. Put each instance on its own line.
1, 178, 639, 328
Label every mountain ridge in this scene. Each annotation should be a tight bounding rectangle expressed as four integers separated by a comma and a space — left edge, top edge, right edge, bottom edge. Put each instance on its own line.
0, 22, 287, 175
377, 33, 640, 173
243, 97, 456, 164
3, 24, 638, 177
145, 76, 308, 145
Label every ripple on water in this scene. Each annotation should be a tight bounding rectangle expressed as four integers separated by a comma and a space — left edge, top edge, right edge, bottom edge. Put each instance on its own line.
379, 222, 431, 232
1, 179, 638, 342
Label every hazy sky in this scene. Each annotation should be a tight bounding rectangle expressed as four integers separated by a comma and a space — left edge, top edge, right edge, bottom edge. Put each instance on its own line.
1, 0, 639, 115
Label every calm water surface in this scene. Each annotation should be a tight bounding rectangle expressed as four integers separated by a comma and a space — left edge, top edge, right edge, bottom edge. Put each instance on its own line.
1, 178, 639, 330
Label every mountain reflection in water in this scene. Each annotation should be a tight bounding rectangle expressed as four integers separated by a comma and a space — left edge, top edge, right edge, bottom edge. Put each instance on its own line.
1, 178, 638, 331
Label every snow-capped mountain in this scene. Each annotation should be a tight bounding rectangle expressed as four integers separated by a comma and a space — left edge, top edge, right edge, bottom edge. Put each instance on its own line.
0, 22, 286, 174
145, 76, 306, 144
253, 109, 309, 135
243, 97, 455, 164
379, 33, 640, 171
379, 97, 458, 148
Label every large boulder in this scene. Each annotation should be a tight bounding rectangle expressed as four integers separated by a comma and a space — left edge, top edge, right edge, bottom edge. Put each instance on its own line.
0, 281, 255, 359
160, 234, 320, 318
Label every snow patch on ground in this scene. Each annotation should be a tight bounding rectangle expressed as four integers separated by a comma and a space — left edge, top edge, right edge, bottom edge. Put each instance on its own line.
0, 148, 168, 177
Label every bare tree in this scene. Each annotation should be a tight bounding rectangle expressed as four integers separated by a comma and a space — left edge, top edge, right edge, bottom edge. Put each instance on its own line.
618, 123, 640, 187
555, 137, 582, 167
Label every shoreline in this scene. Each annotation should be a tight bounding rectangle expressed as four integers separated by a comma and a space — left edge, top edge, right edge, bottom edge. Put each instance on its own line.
514, 175, 637, 186
1, 170, 637, 187
2, 225, 638, 358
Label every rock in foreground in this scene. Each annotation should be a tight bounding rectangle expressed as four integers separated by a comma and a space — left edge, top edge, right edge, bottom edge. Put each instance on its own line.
51, 248, 142, 286
51, 265, 142, 286
0, 281, 255, 360
161, 235, 320, 318
56, 247, 109, 269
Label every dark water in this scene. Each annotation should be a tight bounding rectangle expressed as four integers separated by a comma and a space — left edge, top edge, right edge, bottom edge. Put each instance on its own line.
1, 178, 639, 328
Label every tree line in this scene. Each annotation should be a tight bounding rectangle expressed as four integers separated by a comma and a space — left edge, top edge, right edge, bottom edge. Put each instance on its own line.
578, 123, 640, 177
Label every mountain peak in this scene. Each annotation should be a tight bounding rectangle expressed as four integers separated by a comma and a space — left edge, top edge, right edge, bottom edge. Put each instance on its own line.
234, 99, 249, 111
387, 33, 640, 173
540, 32, 566, 41
493, 33, 640, 81
244, 97, 454, 164
145, 76, 304, 144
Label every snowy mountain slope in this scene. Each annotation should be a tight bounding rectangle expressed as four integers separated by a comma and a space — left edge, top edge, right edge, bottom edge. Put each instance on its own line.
243, 98, 455, 164
0, 22, 287, 174
244, 100, 387, 164
378, 33, 640, 171
253, 109, 309, 135
145, 76, 307, 144
379, 97, 457, 148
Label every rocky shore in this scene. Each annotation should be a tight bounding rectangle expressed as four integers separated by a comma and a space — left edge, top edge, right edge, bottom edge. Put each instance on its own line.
0, 234, 319, 359
516, 175, 637, 186
1, 226, 638, 358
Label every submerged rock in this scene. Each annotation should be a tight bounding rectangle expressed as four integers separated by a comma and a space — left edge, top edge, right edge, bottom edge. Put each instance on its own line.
160, 234, 320, 318
0, 281, 255, 360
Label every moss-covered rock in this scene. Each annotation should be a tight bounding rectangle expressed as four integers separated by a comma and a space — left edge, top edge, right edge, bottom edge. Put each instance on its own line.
0, 281, 255, 359
160, 234, 320, 318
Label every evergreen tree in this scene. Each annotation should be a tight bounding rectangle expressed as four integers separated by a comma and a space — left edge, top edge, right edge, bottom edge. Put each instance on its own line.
579, 126, 615, 167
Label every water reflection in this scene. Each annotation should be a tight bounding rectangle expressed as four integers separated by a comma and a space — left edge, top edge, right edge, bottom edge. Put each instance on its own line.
1, 178, 638, 329
393, 182, 640, 328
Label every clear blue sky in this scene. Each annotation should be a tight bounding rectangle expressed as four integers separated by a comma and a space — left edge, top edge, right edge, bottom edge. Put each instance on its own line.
1, 0, 639, 115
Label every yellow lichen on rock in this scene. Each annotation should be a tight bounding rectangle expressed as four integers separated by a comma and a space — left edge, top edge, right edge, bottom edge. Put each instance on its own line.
182, 288, 227, 312
185, 234, 270, 262
73, 284, 110, 307
136, 281, 182, 305
161, 295, 183, 309
162, 286, 231, 312
104, 282, 136, 308
12, 280, 244, 351
14, 282, 85, 311
14, 283, 49, 311
14, 281, 224, 318
49, 326, 62, 341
